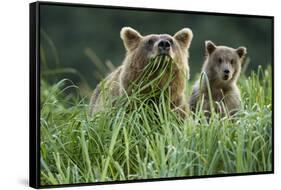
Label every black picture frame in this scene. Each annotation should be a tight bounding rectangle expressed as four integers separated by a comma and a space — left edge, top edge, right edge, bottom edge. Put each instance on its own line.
30, 1, 274, 189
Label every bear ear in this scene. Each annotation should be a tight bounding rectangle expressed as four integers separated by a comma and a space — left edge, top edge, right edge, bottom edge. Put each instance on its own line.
120, 27, 142, 51
173, 28, 193, 49
236, 46, 247, 58
205, 40, 216, 55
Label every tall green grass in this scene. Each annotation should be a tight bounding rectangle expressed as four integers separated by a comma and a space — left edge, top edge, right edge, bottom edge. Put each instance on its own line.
40, 60, 272, 186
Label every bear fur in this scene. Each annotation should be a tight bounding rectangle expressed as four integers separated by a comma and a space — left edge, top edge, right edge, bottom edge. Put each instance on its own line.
189, 41, 247, 116
90, 27, 193, 117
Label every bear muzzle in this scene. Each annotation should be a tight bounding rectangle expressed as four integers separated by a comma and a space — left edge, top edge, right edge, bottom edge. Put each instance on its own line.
223, 69, 230, 80
158, 39, 171, 56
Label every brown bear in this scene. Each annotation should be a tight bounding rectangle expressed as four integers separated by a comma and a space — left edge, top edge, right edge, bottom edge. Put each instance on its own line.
189, 40, 247, 117
90, 27, 193, 117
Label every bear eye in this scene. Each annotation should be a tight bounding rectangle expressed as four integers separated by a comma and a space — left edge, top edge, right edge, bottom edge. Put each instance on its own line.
168, 38, 174, 45
218, 58, 223, 64
230, 59, 234, 65
148, 39, 155, 46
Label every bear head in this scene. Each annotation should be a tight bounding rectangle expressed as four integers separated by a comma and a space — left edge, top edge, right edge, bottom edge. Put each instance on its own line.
120, 27, 193, 72
204, 40, 247, 84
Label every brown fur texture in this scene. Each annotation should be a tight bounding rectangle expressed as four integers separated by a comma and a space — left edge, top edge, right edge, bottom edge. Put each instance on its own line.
189, 41, 247, 116
90, 27, 193, 117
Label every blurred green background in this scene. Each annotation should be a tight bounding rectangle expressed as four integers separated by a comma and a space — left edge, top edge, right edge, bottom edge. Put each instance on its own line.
40, 4, 273, 96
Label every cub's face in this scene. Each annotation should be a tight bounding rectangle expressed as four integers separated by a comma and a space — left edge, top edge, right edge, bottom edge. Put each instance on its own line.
205, 41, 247, 83
120, 27, 193, 70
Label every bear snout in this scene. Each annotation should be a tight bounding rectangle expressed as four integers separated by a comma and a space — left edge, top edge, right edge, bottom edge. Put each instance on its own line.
222, 69, 231, 80
224, 69, 230, 74
158, 40, 171, 55
222, 71, 232, 81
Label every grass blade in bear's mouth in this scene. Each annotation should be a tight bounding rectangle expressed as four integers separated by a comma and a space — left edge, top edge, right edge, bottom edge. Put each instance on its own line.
130, 55, 175, 95
155, 54, 172, 61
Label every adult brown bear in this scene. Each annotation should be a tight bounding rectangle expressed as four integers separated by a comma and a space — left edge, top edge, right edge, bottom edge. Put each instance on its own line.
90, 27, 193, 118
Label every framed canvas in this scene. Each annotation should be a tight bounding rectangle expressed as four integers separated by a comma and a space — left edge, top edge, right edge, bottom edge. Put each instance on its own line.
29, 1, 274, 188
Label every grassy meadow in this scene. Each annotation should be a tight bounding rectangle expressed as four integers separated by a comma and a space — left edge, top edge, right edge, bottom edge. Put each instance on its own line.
40, 57, 272, 186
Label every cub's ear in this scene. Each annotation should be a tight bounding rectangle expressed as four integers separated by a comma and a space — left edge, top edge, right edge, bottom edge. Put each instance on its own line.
173, 28, 193, 49
205, 40, 216, 54
236, 46, 247, 58
120, 27, 142, 51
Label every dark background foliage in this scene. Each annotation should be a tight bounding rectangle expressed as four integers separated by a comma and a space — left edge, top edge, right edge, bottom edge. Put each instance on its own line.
40, 4, 273, 94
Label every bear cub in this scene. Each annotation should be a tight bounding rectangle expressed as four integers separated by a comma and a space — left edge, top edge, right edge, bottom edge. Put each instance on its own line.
90, 27, 193, 117
189, 41, 247, 116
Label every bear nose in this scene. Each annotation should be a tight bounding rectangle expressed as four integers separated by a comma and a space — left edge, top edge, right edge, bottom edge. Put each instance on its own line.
224, 69, 230, 74
158, 40, 171, 50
